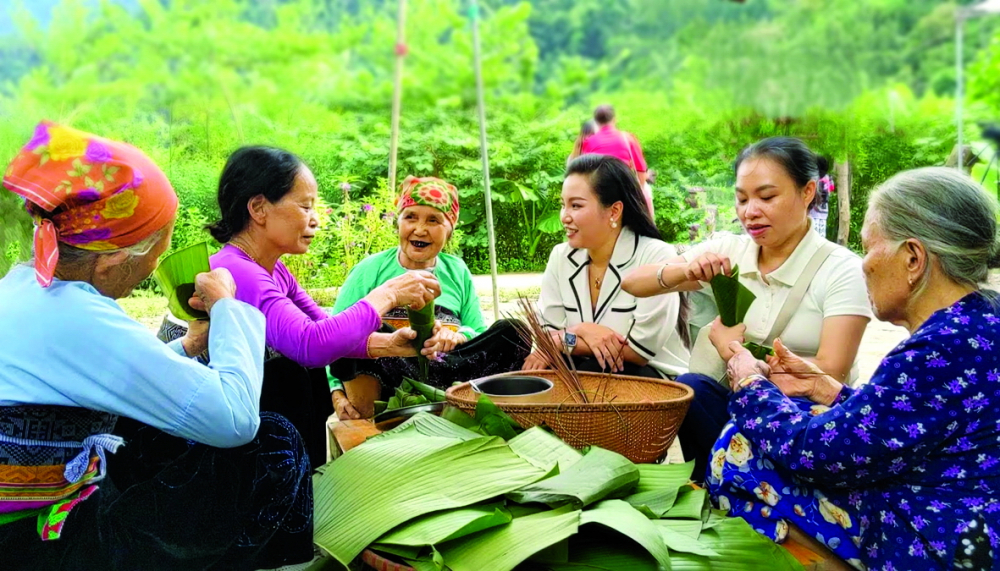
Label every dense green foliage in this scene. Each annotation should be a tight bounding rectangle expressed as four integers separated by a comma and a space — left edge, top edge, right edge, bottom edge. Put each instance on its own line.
1, 0, 998, 284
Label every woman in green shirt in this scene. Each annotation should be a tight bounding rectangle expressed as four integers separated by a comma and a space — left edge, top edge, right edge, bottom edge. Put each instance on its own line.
330, 176, 530, 419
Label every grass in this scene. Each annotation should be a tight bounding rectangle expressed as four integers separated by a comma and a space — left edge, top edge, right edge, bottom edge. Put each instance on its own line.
119, 285, 544, 329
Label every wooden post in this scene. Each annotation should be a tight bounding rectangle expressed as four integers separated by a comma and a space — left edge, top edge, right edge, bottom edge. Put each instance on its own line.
388, 0, 407, 194
836, 161, 851, 246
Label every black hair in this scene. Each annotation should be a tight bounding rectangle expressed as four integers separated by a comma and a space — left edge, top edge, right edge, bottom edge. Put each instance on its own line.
566, 154, 660, 240
594, 104, 615, 125
565, 154, 691, 348
207, 146, 304, 243
734, 137, 829, 209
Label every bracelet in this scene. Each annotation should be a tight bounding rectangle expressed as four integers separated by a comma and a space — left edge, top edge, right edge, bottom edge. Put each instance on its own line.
365, 334, 376, 359
737, 374, 768, 389
656, 264, 669, 289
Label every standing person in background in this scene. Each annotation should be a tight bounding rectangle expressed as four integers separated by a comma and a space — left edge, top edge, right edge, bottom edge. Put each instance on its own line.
581, 105, 650, 190
809, 172, 833, 237
566, 119, 597, 167
642, 168, 657, 219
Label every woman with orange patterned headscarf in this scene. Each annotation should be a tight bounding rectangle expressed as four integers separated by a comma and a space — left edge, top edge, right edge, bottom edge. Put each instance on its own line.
0, 122, 315, 569
328, 175, 530, 420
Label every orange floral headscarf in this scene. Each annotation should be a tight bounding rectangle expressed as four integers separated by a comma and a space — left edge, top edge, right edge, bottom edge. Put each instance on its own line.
2, 121, 178, 287
396, 176, 460, 228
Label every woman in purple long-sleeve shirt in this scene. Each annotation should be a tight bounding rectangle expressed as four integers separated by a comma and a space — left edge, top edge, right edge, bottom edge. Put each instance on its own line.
175, 146, 438, 468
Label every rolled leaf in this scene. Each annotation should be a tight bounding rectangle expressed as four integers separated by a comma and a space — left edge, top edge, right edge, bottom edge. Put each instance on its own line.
152, 241, 211, 321
408, 301, 436, 382
506, 447, 638, 509
402, 377, 447, 402
436, 505, 581, 571
313, 432, 546, 566
709, 264, 756, 327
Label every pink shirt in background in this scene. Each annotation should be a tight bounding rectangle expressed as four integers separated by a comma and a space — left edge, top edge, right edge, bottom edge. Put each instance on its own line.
581, 125, 648, 172
211, 245, 380, 368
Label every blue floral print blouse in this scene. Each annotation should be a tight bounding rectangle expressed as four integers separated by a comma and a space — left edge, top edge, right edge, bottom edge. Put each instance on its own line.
728, 291, 1000, 570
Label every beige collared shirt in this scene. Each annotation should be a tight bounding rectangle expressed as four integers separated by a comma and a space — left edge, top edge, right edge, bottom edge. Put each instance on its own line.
682, 225, 872, 383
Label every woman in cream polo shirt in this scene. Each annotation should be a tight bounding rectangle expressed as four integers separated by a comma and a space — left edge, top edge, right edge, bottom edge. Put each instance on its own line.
623, 137, 872, 480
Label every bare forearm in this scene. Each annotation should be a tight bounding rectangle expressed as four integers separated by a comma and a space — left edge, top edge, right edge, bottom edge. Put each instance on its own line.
363, 286, 398, 315
366, 332, 416, 358
622, 263, 699, 297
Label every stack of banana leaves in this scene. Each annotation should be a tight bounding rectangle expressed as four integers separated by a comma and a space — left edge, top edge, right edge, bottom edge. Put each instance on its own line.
314, 413, 804, 571
709, 265, 774, 360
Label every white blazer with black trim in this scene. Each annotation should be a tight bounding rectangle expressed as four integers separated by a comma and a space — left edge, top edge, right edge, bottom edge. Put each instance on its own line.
537, 227, 690, 377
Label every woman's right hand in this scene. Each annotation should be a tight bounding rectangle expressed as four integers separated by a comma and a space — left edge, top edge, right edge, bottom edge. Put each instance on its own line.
766, 339, 842, 405
684, 252, 733, 283
522, 351, 551, 371
370, 271, 440, 312
572, 323, 626, 373
194, 268, 237, 313
332, 390, 362, 420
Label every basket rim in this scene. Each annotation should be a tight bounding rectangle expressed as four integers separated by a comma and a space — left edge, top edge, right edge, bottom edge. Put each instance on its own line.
446, 370, 694, 411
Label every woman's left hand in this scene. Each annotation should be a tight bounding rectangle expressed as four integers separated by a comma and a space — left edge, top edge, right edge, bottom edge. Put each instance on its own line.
709, 317, 746, 362
181, 294, 210, 356
726, 341, 770, 391
422, 321, 466, 357
387, 328, 419, 357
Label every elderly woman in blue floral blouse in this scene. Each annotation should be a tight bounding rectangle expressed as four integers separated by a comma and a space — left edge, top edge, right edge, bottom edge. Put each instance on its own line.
713, 167, 1000, 571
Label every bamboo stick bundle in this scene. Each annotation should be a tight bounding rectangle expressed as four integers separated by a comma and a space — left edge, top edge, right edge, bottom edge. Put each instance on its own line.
513, 297, 588, 404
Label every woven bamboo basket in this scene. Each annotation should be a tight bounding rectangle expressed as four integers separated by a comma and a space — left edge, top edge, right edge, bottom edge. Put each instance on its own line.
446, 370, 693, 464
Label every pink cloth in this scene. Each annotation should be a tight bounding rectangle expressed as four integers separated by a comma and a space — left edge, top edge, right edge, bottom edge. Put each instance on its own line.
211, 245, 380, 368
581, 125, 647, 172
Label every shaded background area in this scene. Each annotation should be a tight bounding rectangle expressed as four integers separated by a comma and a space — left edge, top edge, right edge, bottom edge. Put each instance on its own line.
3, 0, 1000, 288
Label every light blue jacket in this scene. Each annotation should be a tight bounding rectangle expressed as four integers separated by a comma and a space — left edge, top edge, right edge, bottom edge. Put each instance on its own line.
0, 265, 266, 448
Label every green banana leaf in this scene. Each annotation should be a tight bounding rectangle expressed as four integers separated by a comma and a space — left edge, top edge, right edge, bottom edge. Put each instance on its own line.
708, 264, 756, 327
152, 241, 210, 321
440, 396, 524, 440
744, 341, 775, 360
579, 500, 672, 570
506, 447, 638, 509
625, 461, 695, 518
656, 521, 720, 557
507, 427, 583, 473
374, 502, 512, 549
435, 505, 581, 571
547, 528, 661, 571
668, 515, 804, 571
662, 487, 710, 521
408, 301, 436, 382
652, 517, 702, 540
375, 411, 482, 441
313, 431, 546, 567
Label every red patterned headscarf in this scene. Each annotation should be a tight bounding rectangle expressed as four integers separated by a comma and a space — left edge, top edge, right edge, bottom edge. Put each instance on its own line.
396, 176, 460, 228
2, 121, 178, 287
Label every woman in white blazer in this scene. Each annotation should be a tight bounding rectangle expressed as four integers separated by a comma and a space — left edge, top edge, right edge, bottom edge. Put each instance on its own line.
524, 154, 690, 378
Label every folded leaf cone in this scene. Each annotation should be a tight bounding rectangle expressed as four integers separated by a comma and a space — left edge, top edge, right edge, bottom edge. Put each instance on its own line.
153, 242, 211, 321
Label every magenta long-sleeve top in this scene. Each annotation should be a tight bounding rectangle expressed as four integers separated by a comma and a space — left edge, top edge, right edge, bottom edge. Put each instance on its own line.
211, 245, 380, 368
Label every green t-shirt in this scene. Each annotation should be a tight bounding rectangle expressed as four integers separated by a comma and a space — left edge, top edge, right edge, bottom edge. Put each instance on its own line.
328, 247, 487, 391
